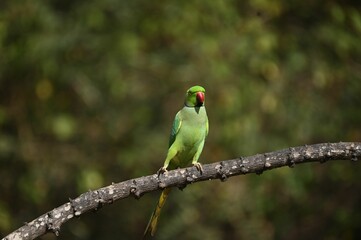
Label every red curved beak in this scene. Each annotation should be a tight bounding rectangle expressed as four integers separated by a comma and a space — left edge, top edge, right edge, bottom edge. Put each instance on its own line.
196, 92, 205, 104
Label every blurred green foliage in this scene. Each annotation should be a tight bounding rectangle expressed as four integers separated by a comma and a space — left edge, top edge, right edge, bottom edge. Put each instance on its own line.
1, 0, 361, 239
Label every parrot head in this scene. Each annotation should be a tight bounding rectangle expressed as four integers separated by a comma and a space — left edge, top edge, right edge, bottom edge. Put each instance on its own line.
185, 85, 206, 107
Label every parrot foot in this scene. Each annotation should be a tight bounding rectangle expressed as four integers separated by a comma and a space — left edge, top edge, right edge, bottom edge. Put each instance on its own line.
157, 166, 168, 176
192, 162, 203, 174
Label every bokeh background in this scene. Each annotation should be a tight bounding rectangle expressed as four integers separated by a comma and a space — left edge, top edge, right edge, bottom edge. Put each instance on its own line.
1, 0, 361, 239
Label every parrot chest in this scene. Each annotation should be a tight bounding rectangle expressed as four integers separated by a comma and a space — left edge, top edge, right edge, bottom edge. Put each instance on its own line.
172, 106, 208, 167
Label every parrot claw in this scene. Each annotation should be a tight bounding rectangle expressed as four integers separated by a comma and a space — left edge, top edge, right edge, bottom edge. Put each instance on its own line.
192, 162, 203, 174
157, 167, 168, 176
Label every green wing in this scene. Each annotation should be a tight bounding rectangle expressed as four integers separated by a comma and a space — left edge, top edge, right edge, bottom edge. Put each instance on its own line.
168, 111, 182, 148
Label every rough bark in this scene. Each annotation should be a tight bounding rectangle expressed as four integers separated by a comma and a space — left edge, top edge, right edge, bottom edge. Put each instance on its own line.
3, 142, 360, 240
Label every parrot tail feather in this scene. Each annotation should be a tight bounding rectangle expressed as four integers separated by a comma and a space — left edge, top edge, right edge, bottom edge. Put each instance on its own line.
143, 188, 172, 238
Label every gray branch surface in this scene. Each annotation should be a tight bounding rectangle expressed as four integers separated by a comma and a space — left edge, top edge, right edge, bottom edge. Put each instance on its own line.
3, 142, 361, 240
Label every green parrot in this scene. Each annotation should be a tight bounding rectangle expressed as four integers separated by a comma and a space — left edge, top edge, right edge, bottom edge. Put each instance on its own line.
143, 85, 209, 238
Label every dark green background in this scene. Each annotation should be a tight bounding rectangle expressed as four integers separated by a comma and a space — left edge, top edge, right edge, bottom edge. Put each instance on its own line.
1, 0, 360, 239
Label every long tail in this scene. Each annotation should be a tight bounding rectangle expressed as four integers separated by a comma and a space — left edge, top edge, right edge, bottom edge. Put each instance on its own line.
143, 188, 172, 238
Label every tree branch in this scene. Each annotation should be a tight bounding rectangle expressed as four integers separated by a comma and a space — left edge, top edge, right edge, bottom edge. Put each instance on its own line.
3, 142, 360, 240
